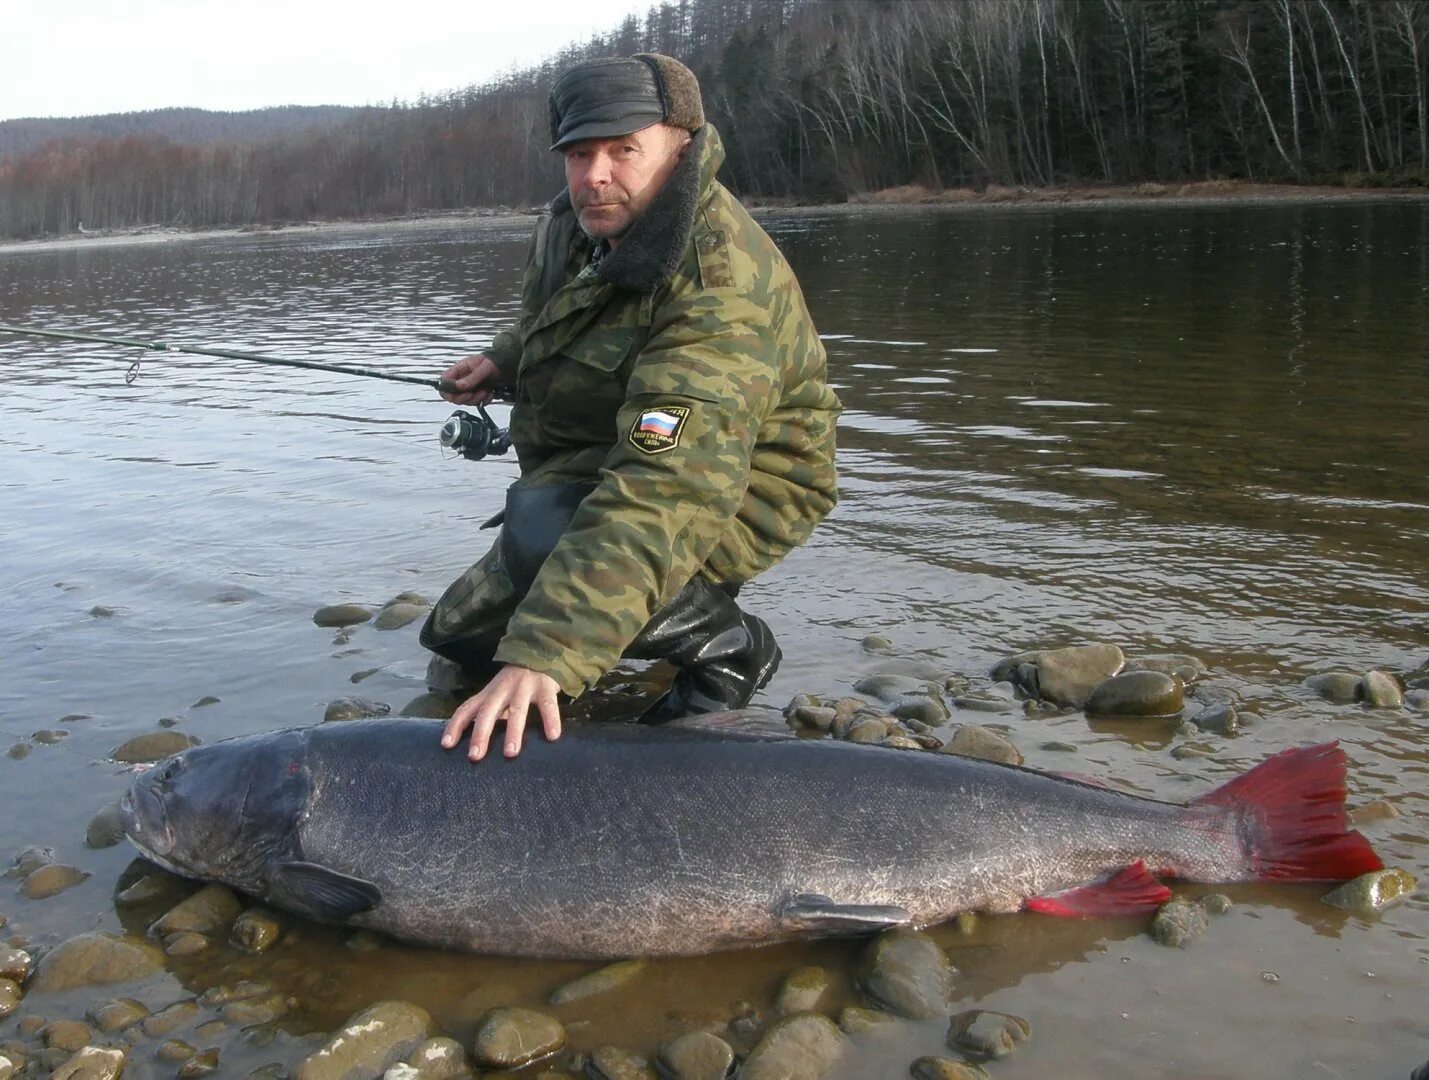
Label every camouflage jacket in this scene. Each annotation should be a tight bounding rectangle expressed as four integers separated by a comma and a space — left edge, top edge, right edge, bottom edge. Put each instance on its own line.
482, 124, 840, 696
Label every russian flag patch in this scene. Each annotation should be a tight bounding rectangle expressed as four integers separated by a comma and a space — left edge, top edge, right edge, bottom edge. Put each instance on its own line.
629, 405, 691, 454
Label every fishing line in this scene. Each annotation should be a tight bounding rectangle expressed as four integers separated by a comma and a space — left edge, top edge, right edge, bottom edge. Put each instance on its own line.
0, 322, 462, 394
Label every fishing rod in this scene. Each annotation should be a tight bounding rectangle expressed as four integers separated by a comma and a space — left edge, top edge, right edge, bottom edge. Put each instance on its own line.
0, 322, 461, 394
0, 322, 513, 461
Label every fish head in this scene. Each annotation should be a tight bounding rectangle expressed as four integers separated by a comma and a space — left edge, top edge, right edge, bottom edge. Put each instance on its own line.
120, 729, 310, 890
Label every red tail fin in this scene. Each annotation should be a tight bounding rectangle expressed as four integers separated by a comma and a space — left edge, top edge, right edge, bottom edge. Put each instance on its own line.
1191, 742, 1382, 881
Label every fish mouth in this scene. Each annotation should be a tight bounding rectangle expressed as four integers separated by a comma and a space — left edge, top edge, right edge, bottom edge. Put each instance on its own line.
119, 781, 175, 859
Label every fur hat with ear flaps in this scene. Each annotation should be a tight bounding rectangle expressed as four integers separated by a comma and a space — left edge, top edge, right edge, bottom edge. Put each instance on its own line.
548, 52, 705, 150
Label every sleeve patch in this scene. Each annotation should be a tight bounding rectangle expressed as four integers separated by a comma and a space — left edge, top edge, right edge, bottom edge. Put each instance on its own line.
628, 405, 692, 454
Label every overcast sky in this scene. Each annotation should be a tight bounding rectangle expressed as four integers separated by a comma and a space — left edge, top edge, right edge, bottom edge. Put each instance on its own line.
3, 0, 653, 122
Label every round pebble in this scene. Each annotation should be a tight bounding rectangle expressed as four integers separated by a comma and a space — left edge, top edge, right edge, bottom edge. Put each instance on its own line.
313, 604, 373, 627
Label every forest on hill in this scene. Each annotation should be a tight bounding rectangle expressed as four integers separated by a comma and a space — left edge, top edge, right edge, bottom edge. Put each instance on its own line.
0, 106, 362, 162
1, 0, 1426, 240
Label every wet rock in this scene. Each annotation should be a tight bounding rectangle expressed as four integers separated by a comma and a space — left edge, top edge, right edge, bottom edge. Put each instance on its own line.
85, 803, 127, 849
1034, 644, 1125, 707
832, 697, 867, 720
657, 1031, 734, 1080
1171, 742, 1216, 761
788, 705, 837, 732
470, 1007, 564, 1069
222, 992, 290, 1025
1304, 672, 1361, 704
374, 603, 427, 631
43, 1020, 94, 1051
835, 1006, 894, 1037
231, 908, 284, 953
855, 928, 954, 1019
89, 605, 118, 618
178, 1048, 221, 1077
911, 1057, 990, 1080
1360, 670, 1403, 708
853, 674, 937, 701
323, 697, 392, 723
400, 692, 460, 720
1407, 689, 1429, 711
723, 1002, 762, 1043
158, 1040, 198, 1061
947, 1009, 1030, 1060
50, 1046, 125, 1080
1150, 898, 1209, 947
115, 870, 189, 908
200, 979, 272, 1006
1125, 653, 1206, 676
1349, 799, 1401, 826
22, 863, 90, 899
1321, 869, 1417, 914
152, 883, 243, 936
0, 948, 31, 984
403, 1037, 472, 1079
1014, 664, 1043, 698
0, 1053, 16, 1080
845, 717, 890, 744
588, 1044, 656, 1079
1411, 1058, 1429, 1080
549, 959, 646, 1005
85, 998, 149, 1033
989, 651, 1042, 684
861, 634, 893, 653
0, 979, 21, 1019
1084, 670, 1183, 717
158, 715, 182, 727
346, 930, 385, 951
164, 932, 210, 956
775, 965, 829, 1016
1201, 894, 1233, 915
951, 693, 1014, 714
940, 725, 1021, 765
191, 696, 221, 708
296, 1000, 435, 1080
5, 743, 29, 760
880, 734, 924, 751
113, 731, 200, 763
1189, 703, 1238, 736
740, 1014, 845, 1080
32, 729, 69, 744
313, 604, 374, 627
32, 933, 163, 991
142, 1001, 200, 1037
891, 695, 950, 726
10, 845, 56, 877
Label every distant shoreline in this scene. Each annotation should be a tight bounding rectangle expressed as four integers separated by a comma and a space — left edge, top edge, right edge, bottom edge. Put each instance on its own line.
2, 181, 1425, 254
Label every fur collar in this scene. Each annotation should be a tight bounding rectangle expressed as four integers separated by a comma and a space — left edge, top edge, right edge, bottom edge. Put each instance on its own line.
549, 126, 717, 294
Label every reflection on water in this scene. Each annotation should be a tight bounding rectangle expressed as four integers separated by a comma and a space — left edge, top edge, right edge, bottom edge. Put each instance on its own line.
1, 203, 1426, 1077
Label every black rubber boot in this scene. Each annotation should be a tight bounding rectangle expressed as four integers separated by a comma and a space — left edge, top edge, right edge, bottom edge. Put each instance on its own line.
626, 577, 781, 724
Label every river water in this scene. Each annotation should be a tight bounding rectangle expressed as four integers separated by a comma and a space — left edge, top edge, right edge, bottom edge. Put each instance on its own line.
1, 201, 1425, 1077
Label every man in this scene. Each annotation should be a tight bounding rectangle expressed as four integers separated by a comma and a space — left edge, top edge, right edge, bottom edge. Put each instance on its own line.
422, 53, 839, 761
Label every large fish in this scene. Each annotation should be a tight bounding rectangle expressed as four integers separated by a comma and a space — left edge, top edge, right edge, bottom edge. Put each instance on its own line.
119, 715, 1381, 958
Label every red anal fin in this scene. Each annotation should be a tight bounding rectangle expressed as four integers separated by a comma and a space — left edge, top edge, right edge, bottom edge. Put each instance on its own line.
1026, 861, 1171, 917
1191, 741, 1383, 881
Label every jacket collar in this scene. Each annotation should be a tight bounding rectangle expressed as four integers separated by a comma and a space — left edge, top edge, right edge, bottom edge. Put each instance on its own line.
550, 124, 725, 294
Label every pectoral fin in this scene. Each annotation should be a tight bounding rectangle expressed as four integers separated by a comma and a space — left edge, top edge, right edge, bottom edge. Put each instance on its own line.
779, 893, 912, 933
272, 861, 381, 920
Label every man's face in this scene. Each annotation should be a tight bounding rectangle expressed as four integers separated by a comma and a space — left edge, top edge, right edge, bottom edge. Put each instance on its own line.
563, 123, 691, 244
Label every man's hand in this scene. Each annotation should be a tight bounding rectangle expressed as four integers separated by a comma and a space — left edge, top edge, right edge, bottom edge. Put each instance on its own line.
440, 354, 501, 406
441, 665, 563, 761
